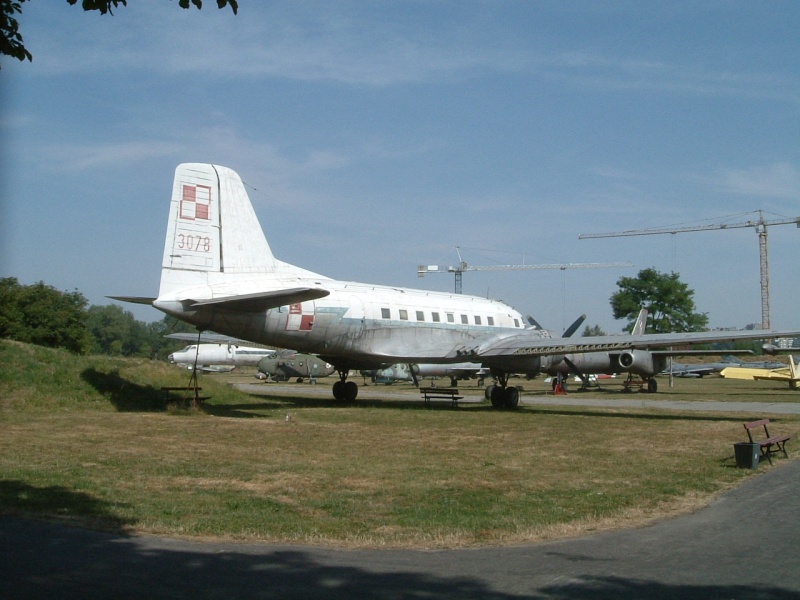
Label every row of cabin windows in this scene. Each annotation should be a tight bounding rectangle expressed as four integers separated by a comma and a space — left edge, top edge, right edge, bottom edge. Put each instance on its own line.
379, 307, 503, 327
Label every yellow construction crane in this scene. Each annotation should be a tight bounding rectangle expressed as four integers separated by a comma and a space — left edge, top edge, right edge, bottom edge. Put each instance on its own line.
417, 246, 633, 294
579, 210, 800, 329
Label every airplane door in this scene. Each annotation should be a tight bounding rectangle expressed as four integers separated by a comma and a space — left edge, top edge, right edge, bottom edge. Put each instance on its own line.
286, 302, 315, 331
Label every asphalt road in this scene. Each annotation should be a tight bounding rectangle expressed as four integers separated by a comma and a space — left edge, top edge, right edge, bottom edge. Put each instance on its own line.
2, 456, 798, 599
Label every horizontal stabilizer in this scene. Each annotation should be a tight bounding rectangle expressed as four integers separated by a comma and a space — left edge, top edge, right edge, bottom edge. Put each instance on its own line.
188, 288, 330, 312
108, 296, 157, 305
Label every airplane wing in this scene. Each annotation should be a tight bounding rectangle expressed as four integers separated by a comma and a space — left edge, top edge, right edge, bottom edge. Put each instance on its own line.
650, 349, 752, 358
460, 328, 800, 360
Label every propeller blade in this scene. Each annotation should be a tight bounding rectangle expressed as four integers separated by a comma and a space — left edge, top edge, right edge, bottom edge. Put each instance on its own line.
562, 314, 587, 338
526, 315, 543, 329
408, 363, 420, 387
563, 356, 590, 386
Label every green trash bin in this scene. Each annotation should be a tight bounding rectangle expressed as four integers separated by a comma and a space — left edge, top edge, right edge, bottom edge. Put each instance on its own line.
734, 442, 760, 469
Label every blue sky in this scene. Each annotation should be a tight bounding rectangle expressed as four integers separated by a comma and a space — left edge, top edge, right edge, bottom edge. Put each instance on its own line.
2, 1, 799, 334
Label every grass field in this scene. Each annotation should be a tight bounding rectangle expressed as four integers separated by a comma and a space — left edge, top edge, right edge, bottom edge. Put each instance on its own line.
1, 339, 797, 548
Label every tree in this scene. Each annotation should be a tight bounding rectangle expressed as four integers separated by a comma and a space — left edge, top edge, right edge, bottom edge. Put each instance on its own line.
0, 0, 238, 67
0, 1, 30, 64
581, 324, 606, 337
86, 304, 138, 355
0, 277, 93, 353
610, 268, 708, 334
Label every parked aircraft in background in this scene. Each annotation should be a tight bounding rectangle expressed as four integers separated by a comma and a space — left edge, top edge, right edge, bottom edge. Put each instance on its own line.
111, 163, 800, 408
256, 351, 335, 383
362, 362, 488, 387
536, 310, 754, 392
721, 355, 799, 389
169, 342, 275, 371
659, 356, 748, 378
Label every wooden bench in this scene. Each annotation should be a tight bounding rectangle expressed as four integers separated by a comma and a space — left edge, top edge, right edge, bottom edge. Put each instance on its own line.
161, 386, 209, 406
419, 387, 463, 407
743, 419, 791, 465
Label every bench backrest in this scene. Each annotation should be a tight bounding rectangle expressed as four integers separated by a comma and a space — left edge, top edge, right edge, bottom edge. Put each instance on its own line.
744, 419, 772, 443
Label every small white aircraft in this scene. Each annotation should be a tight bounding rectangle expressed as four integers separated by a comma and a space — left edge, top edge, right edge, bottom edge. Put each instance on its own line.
168, 342, 275, 371
112, 163, 800, 408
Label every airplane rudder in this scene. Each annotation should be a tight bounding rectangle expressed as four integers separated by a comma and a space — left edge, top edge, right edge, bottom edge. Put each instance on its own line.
162, 163, 223, 274
213, 164, 276, 272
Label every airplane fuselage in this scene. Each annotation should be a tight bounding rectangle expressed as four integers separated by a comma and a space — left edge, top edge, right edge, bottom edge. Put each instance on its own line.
168, 343, 275, 367
156, 279, 532, 371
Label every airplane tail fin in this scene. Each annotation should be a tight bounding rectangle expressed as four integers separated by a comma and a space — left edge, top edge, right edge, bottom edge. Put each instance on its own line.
157, 164, 320, 299
630, 308, 648, 335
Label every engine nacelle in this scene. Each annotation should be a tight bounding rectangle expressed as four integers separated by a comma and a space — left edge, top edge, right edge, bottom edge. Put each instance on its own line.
617, 350, 666, 376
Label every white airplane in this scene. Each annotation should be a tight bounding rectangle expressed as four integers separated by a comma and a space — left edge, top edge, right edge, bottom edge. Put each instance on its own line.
111, 163, 800, 408
168, 342, 275, 371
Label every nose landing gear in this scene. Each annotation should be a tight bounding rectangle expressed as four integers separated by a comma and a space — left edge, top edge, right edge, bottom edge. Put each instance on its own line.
332, 370, 358, 401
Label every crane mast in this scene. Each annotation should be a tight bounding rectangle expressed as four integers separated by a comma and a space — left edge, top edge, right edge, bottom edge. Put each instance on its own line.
418, 247, 633, 294
579, 210, 800, 329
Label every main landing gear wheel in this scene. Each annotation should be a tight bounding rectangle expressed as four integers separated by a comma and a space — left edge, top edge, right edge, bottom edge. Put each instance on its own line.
332, 372, 358, 401
647, 378, 658, 393
486, 371, 520, 409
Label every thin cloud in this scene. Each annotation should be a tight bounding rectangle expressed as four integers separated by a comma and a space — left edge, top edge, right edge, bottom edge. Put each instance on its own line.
21, 3, 799, 105
706, 163, 800, 199
44, 141, 183, 171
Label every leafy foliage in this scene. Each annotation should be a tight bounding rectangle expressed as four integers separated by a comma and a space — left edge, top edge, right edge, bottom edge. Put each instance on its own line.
65, 0, 239, 15
0, 277, 194, 358
610, 268, 708, 334
0, 0, 238, 67
0, 277, 93, 354
581, 324, 606, 337
0, 0, 31, 64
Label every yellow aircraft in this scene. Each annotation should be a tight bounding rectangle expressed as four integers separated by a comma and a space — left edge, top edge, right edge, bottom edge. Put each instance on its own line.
721, 355, 799, 389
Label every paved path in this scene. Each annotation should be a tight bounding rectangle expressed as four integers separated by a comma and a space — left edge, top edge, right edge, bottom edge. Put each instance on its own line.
2, 458, 798, 599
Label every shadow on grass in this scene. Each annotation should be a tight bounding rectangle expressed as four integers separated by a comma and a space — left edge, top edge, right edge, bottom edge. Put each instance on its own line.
81, 368, 169, 412
201, 394, 462, 418
0, 480, 134, 533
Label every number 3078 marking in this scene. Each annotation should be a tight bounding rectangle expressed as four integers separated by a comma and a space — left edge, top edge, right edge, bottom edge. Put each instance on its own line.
177, 234, 211, 252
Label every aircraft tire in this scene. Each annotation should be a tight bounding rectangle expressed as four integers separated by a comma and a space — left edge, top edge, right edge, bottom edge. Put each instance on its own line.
344, 381, 359, 401
332, 380, 345, 401
489, 385, 505, 408
503, 387, 520, 409
647, 378, 658, 393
